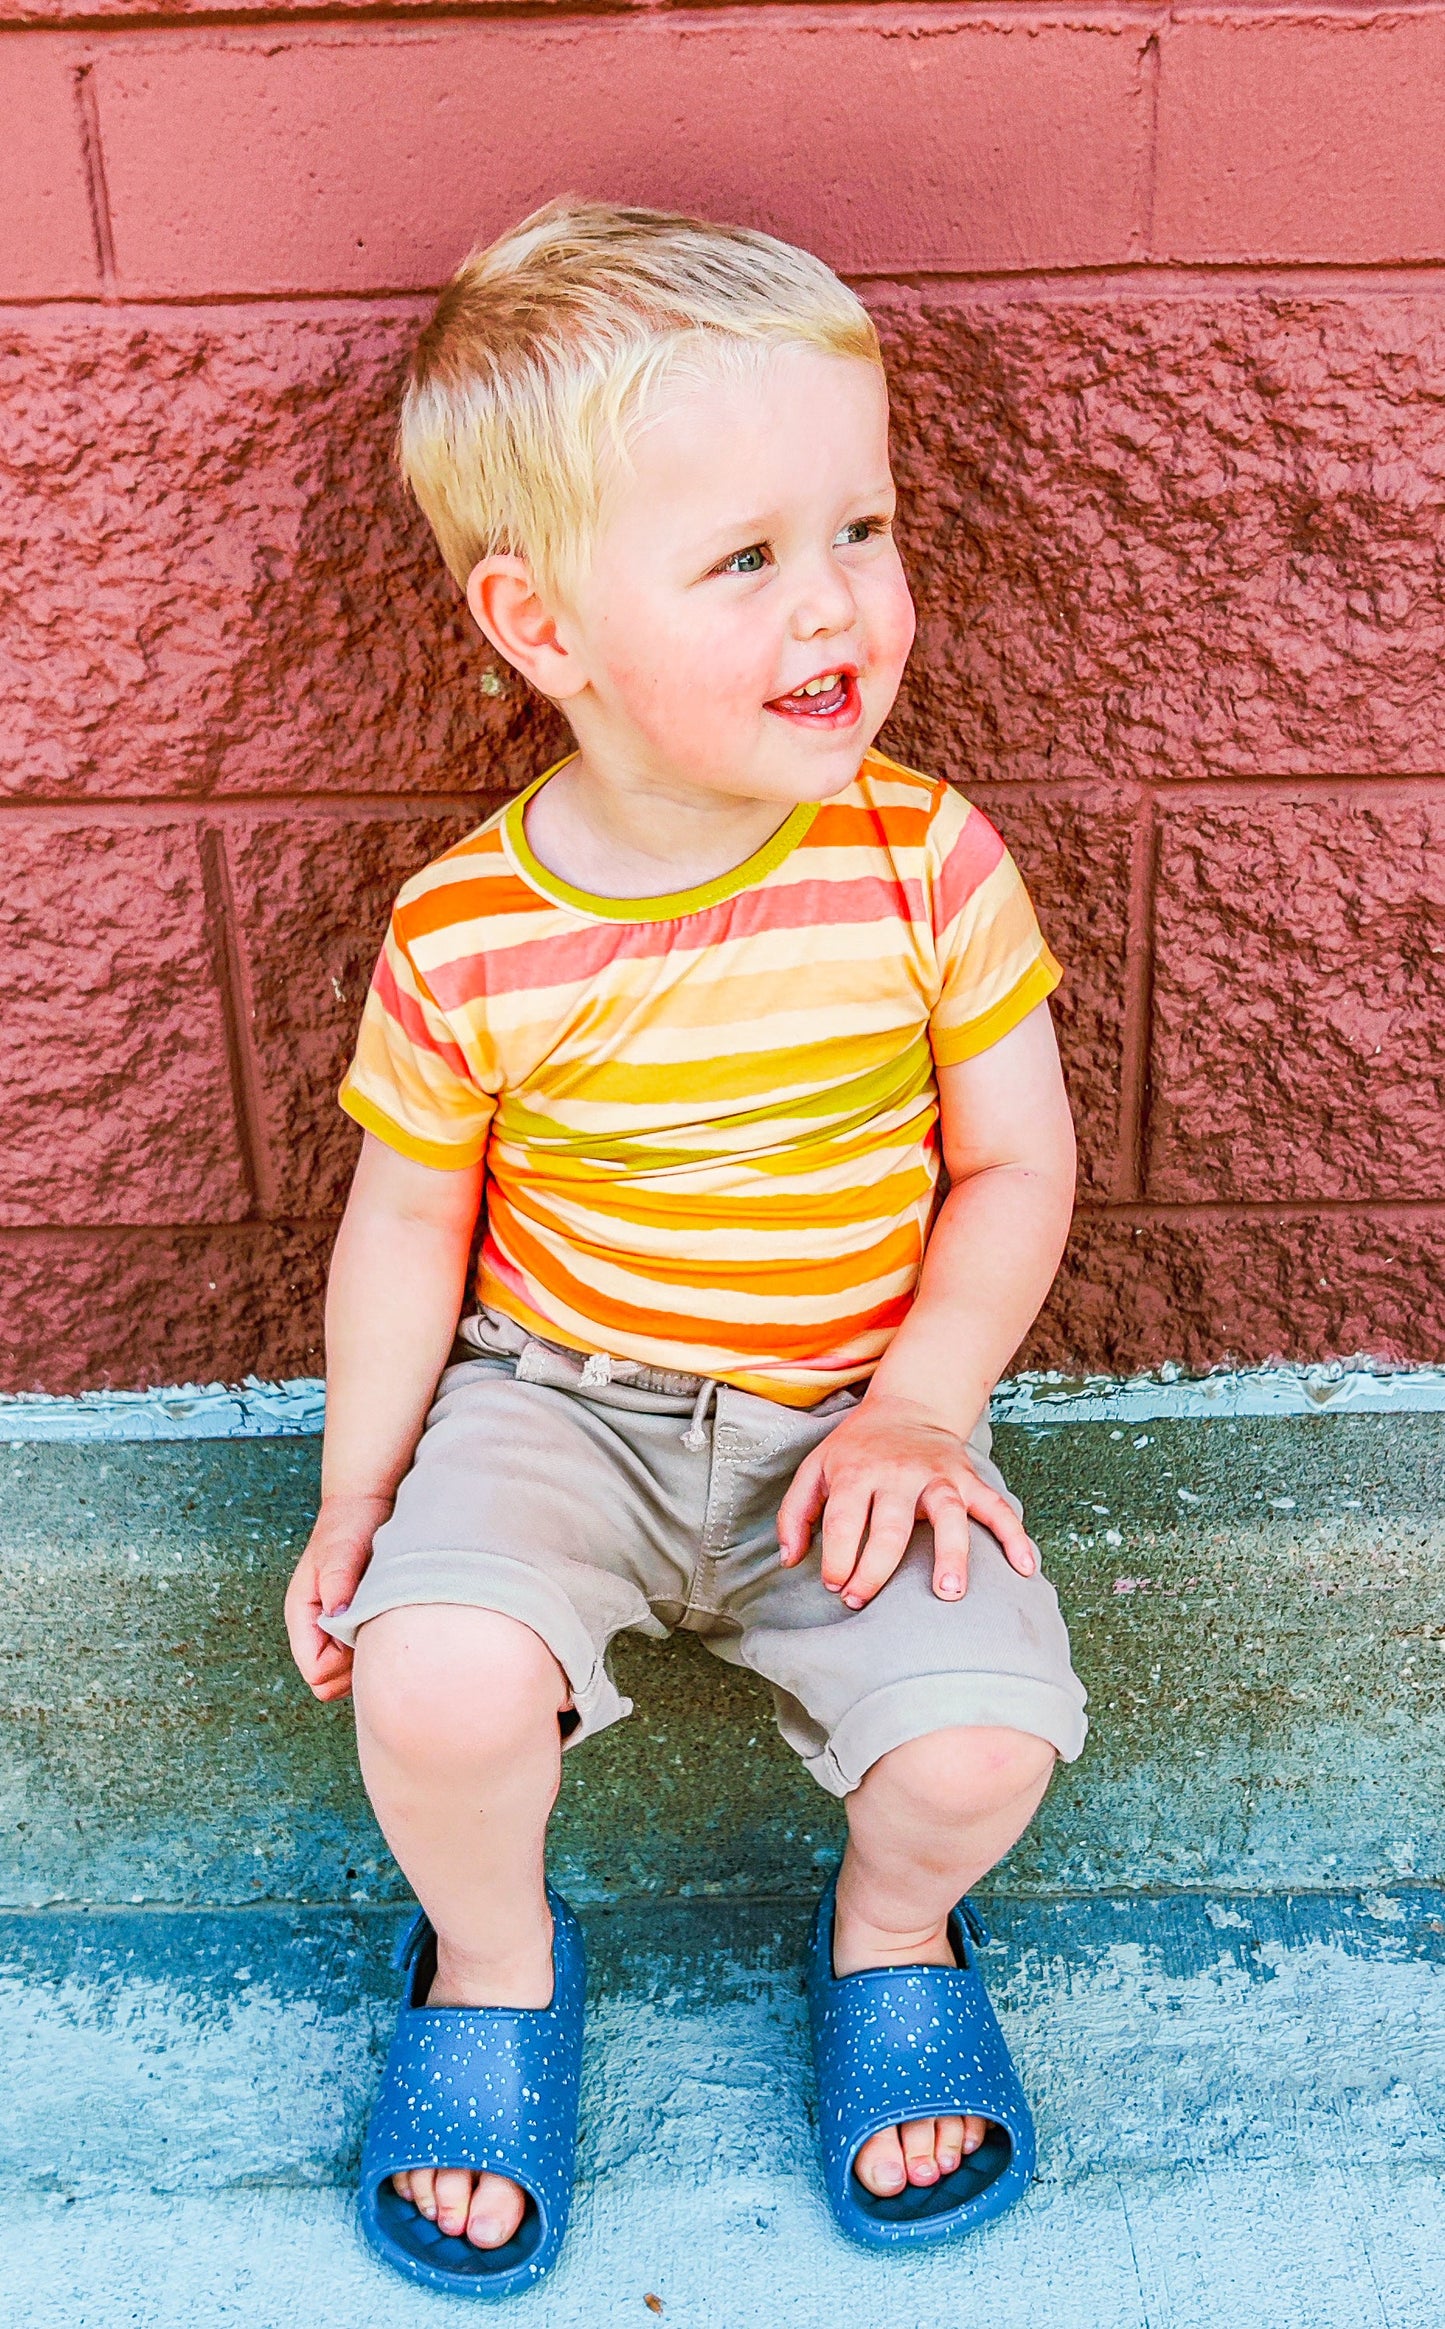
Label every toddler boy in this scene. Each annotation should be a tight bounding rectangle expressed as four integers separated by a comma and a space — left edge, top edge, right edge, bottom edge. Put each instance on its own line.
285, 199, 1086, 2295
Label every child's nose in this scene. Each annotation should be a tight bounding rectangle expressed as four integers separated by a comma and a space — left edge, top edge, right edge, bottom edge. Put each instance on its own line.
792, 559, 858, 639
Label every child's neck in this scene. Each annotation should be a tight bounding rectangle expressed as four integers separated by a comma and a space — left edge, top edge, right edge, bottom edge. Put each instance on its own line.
523, 750, 801, 901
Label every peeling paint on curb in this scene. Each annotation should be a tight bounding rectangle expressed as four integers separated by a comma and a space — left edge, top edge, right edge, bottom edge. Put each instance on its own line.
3, 1359, 1445, 1443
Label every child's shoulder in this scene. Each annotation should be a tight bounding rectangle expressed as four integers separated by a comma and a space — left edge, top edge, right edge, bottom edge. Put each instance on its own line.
388, 795, 532, 939
845, 750, 980, 849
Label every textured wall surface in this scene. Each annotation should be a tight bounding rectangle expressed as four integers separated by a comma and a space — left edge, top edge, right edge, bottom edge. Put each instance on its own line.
1, 6, 1442, 1388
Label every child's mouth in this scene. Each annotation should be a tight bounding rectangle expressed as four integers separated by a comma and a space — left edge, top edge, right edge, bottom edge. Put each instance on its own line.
765, 669, 861, 728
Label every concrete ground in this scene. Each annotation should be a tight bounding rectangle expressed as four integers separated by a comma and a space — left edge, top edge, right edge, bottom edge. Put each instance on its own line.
4, 1892, 1444, 2327
3, 1410, 1444, 2325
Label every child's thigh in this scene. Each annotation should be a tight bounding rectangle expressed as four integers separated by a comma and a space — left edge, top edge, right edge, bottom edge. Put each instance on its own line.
720, 1497, 1087, 1799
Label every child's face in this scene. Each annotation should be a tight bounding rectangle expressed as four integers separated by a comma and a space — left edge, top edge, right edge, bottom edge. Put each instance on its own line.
560, 345, 916, 803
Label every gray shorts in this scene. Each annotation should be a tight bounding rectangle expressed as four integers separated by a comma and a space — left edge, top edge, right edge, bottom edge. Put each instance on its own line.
323, 1309, 1088, 1797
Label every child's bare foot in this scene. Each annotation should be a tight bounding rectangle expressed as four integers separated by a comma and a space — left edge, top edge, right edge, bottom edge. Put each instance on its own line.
390, 1920, 555, 2250
831, 1907, 995, 2199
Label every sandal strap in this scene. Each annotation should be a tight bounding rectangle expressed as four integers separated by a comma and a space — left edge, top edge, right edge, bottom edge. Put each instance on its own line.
359, 1887, 585, 2292
807, 1885, 1035, 2245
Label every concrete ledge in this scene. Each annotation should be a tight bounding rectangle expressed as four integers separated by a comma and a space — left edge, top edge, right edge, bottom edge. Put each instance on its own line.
4, 1412, 1442, 1907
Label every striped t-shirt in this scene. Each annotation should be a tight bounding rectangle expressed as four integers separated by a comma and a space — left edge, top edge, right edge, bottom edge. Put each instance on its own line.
340, 749, 1061, 1404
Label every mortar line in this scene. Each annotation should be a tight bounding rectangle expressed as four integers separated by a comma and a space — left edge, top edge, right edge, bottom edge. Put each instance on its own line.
1132, 12, 1163, 263
0, 792, 504, 822
0, 0, 1204, 33
72, 62, 118, 303
3, 1195, 1444, 1239
1114, 799, 1160, 1203
10, 258, 1445, 320
197, 827, 276, 1217
6, 775, 1444, 823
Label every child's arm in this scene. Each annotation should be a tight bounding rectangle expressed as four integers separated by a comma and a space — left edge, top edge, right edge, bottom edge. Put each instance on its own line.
776, 1001, 1075, 1608
283, 1132, 484, 1702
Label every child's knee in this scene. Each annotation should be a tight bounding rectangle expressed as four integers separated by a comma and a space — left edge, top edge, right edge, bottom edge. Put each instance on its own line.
869, 1724, 1056, 1823
353, 1605, 568, 1765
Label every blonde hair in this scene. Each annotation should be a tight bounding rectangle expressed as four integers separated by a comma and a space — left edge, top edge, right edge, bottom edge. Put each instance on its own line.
398, 198, 882, 597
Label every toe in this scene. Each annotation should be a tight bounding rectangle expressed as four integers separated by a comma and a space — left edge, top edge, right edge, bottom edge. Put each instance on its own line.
900, 2117, 942, 2186
407, 2168, 437, 2222
467, 2172, 527, 2251
962, 2114, 989, 2156
852, 2126, 908, 2198
433, 2167, 475, 2237
391, 2169, 413, 2204
934, 2115, 967, 2174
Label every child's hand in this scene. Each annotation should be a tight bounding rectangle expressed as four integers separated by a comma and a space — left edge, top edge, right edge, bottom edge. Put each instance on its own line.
283, 1492, 392, 1701
776, 1394, 1036, 1610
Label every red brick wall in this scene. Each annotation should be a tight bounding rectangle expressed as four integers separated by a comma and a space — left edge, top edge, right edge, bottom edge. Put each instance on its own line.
2, 6, 1443, 1390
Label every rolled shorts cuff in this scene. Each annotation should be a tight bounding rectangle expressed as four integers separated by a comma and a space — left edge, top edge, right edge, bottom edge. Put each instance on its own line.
805, 1673, 1090, 1798
316, 1552, 632, 1747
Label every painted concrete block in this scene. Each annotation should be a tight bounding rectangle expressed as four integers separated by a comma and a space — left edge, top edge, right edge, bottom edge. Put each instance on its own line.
880, 293, 1445, 785
0, 312, 558, 803
90, 18, 1150, 296
0, 822, 249, 1230
0, 1223, 331, 1395
223, 812, 481, 1217
1030, 1207, 1445, 1376
1156, 15, 1445, 264
1148, 794, 1445, 1203
0, 39, 100, 299
11, 295, 1445, 806
1, 1416, 1440, 1907
966, 782, 1136, 1197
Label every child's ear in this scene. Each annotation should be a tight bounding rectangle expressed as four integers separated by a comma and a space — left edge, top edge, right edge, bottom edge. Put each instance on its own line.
466, 557, 584, 701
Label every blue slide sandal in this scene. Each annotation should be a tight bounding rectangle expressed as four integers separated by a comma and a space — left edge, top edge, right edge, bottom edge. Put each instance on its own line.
806, 1880, 1036, 2248
358, 1885, 585, 2298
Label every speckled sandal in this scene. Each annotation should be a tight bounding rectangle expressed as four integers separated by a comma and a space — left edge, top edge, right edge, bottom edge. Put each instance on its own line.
358, 1887, 585, 2297
806, 1880, 1035, 2248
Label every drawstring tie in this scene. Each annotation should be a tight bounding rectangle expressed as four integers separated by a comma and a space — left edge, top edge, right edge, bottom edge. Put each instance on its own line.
681, 1377, 719, 1452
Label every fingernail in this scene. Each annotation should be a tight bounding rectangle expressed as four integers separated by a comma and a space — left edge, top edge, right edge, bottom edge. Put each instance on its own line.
824, 1579, 841, 1593
843, 1592, 863, 1609
937, 1576, 962, 1598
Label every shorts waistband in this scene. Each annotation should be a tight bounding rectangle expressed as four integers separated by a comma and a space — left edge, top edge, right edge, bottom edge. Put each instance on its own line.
456, 1306, 712, 1399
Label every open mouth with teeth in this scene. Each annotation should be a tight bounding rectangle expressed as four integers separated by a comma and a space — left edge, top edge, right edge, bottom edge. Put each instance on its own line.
765, 668, 861, 726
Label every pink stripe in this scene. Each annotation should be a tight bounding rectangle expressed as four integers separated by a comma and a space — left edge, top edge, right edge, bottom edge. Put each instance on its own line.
374, 949, 472, 1078
425, 873, 931, 1009
933, 807, 1007, 931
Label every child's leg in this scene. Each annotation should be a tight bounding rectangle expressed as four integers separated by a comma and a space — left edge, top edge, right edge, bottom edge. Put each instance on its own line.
352, 1604, 571, 2251
832, 1724, 1055, 2199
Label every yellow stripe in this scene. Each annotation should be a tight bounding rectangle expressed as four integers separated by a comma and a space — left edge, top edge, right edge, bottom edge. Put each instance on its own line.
339, 1083, 489, 1171
931, 950, 1062, 1065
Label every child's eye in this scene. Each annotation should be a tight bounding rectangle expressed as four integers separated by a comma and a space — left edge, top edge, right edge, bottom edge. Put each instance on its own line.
836, 517, 889, 547
719, 544, 769, 576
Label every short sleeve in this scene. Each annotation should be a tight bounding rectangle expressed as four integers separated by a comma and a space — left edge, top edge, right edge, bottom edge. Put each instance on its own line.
339, 911, 498, 1170
927, 793, 1062, 1067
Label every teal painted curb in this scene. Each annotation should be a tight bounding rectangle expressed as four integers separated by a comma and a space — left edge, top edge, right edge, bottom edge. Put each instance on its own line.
3, 1413, 1443, 1906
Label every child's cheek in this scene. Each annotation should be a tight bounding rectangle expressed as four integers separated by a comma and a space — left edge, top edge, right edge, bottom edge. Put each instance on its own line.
871, 565, 918, 683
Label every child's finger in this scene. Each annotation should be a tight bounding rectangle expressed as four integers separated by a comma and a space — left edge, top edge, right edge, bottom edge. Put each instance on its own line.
318, 1544, 371, 1616
776, 1448, 828, 1565
921, 1483, 973, 1599
838, 1492, 918, 1608
964, 1480, 1036, 1575
308, 1636, 355, 1701
818, 1486, 874, 1593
